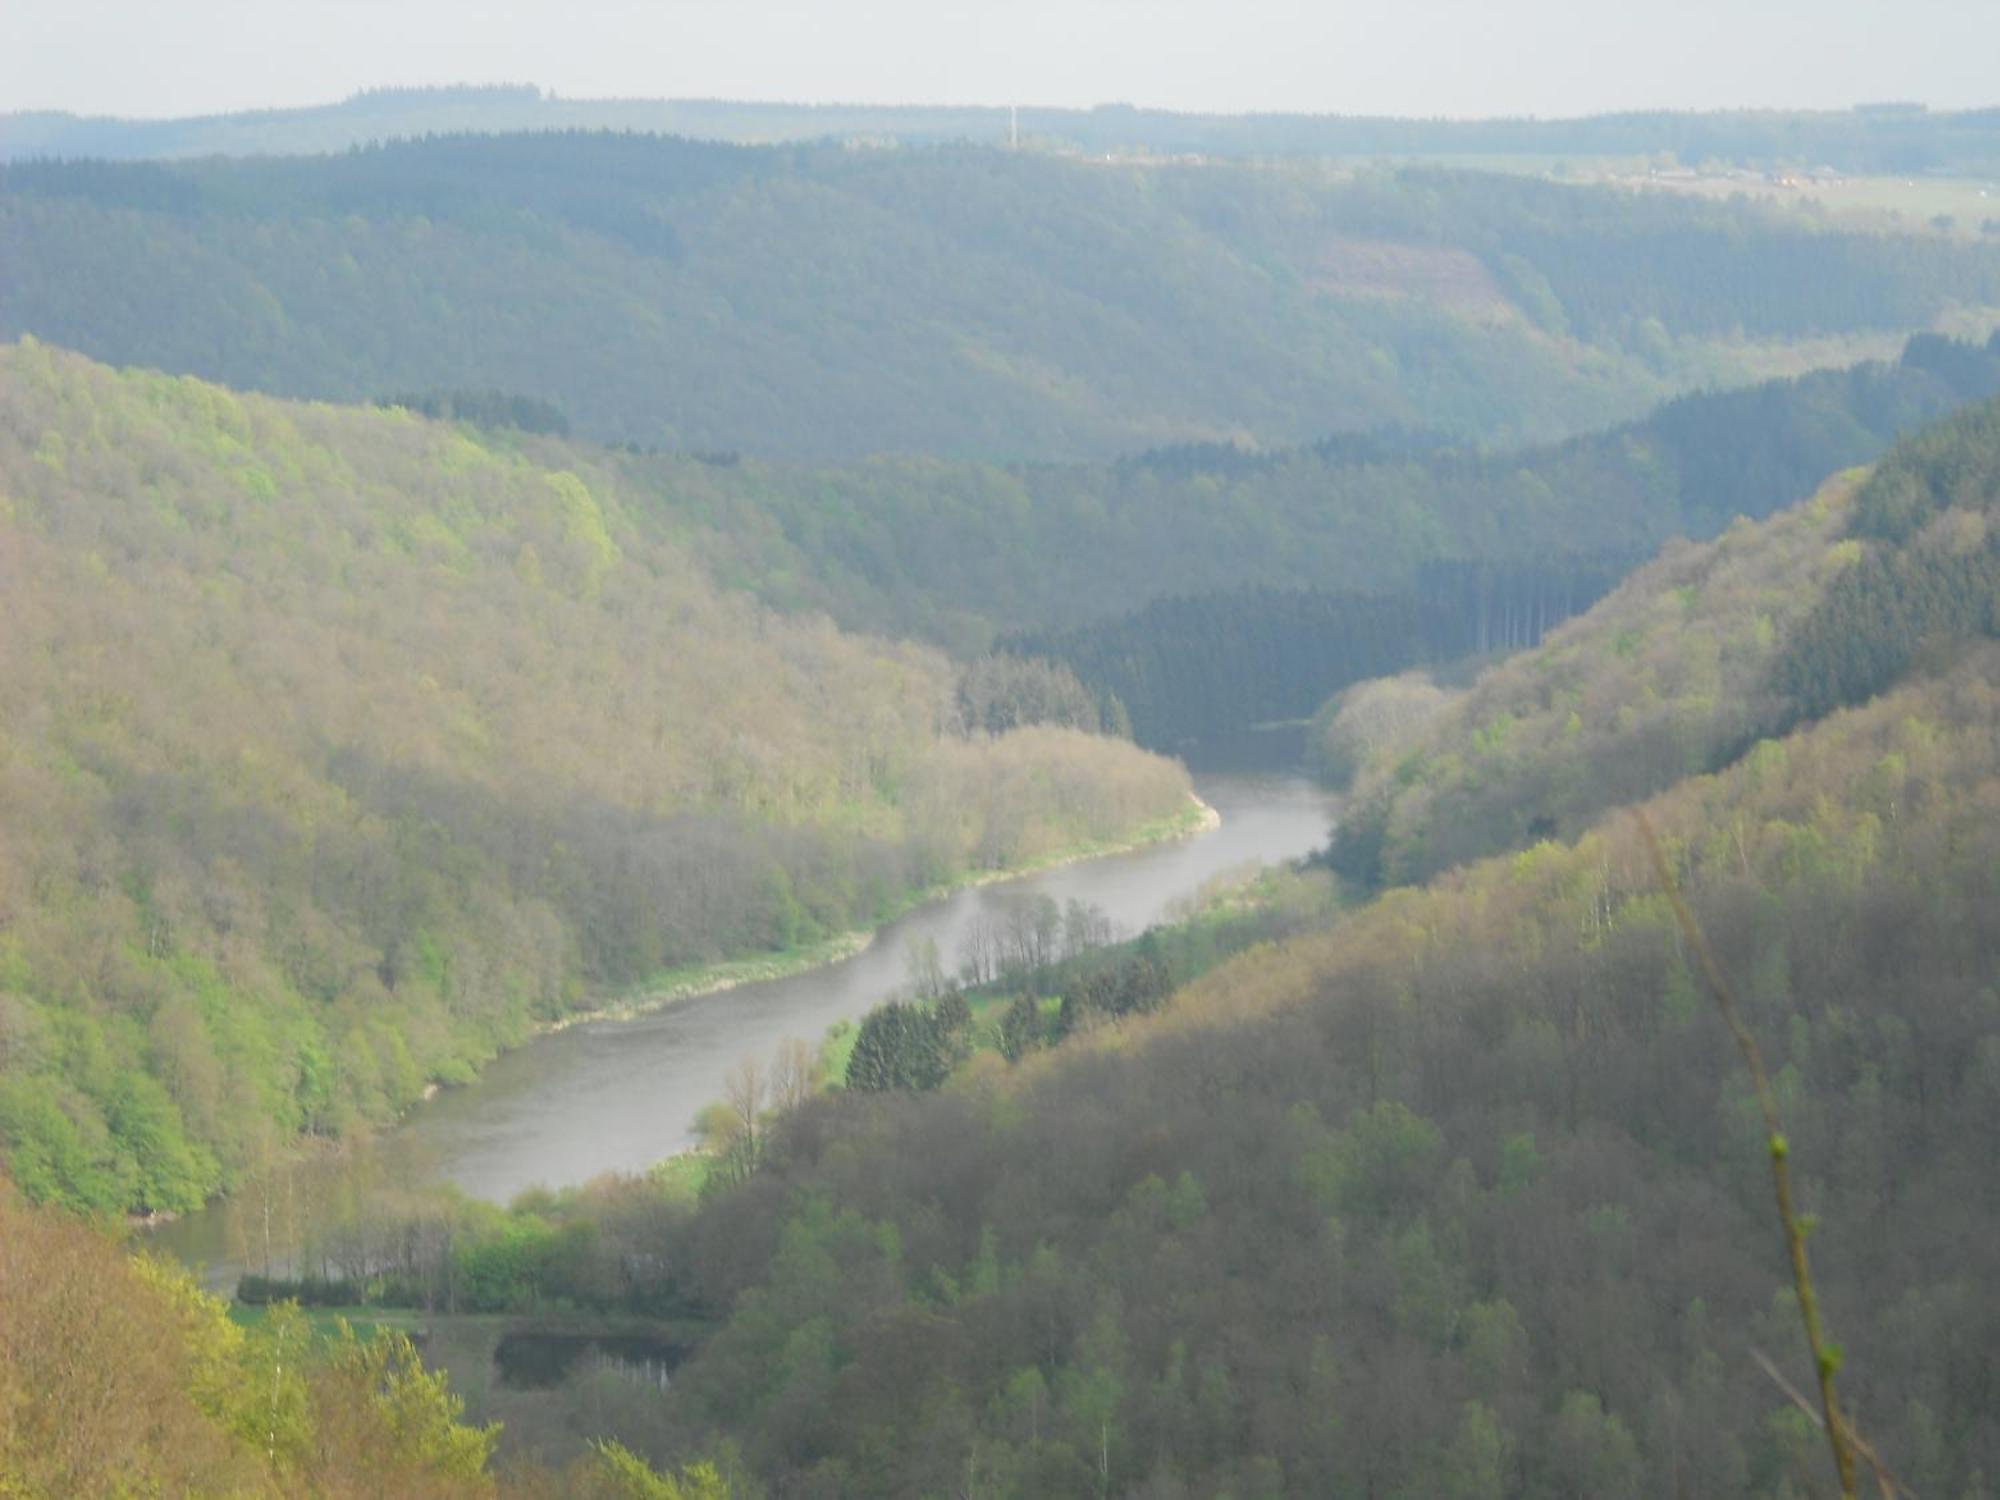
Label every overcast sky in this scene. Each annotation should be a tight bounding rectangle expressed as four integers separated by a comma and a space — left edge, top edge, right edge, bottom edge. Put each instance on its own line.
4, 0, 1995, 121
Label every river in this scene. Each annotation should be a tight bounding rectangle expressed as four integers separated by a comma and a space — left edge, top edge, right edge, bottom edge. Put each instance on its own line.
155, 766, 1331, 1274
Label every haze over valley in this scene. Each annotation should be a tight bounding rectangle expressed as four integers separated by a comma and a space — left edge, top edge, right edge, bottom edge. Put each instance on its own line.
2, 23, 1998, 1500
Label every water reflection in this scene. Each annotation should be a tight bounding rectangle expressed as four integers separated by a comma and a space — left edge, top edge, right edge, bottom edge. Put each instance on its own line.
493, 1330, 685, 1391
402, 771, 1331, 1201
153, 769, 1332, 1281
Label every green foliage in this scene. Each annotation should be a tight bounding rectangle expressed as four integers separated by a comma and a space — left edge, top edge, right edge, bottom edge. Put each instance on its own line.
997, 992, 1045, 1062
11, 139, 2000, 466
1296, 1100, 1445, 1220
1311, 671, 1461, 786
0, 1184, 503, 1496
593, 1442, 733, 1500
0, 344, 1190, 1212
647, 334, 2000, 746
566, 640, 2000, 1497
1327, 448, 1895, 887
845, 999, 964, 1093
452, 1216, 566, 1312
323, 1323, 500, 1481
957, 653, 1113, 736
378, 388, 571, 436
1012, 570, 1612, 748
1776, 393, 2000, 720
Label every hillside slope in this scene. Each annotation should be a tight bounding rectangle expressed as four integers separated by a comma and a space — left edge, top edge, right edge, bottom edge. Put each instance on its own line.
660, 652, 2000, 1498
549, 407, 2000, 1497
606, 334, 2000, 748
8, 139, 2000, 460
0, 341, 1191, 1216
1330, 388, 2000, 888
622, 334, 2000, 644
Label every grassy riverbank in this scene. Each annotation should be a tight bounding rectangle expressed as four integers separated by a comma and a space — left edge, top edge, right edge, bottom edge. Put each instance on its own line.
135, 790, 1219, 1260
524, 790, 1218, 1037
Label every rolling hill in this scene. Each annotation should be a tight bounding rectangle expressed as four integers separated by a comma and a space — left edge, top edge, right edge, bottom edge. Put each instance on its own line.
8, 136, 2000, 460
13, 85, 2000, 176
0, 341, 1191, 1216
456, 398, 2000, 1497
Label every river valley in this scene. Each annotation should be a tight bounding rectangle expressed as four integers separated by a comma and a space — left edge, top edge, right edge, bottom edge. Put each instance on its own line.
155, 766, 1333, 1276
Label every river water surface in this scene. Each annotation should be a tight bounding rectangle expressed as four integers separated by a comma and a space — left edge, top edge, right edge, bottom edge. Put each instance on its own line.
157, 768, 1330, 1273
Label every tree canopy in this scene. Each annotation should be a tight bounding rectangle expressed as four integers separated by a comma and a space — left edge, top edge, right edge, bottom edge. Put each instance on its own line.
0, 341, 1189, 1215
10, 138, 2000, 460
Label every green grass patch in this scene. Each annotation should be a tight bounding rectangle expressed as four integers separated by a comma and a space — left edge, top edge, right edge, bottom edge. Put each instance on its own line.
820, 1019, 860, 1088
227, 1303, 426, 1342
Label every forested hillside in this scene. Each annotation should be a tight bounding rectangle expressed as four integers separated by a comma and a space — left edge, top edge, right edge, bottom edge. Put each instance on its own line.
1330, 386, 2000, 888
1003, 566, 1618, 746
8, 137, 2000, 459
628, 334, 2000, 743
1777, 395, 2000, 718
636, 654, 2000, 1499
653, 334, 2000, 637
0, 341, 1191, 1218
1324, 484, 1865, 887
8, 80, 2000, 1500
13, 86, 2000, 175
504, 414, 2000, 1496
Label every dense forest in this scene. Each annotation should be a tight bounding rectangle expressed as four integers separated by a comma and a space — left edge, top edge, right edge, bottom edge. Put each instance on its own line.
13, 86, 2000, 175
9, 136, 2000, 459
627, 334, 2000, 743
1776, 396, 2000, 719
175, 404, 2000, 1497
655, 333, 2000, 646
20, 328, 1989, 1222
1007, 564, 1623, 747
687, 666, 1999, 1500
0, 341, 1192, 1218
6, 88, 2000, 1500
1329, 386, 2000, 890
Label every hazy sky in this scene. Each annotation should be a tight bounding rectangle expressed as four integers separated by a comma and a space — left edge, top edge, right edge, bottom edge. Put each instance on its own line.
4, 0, 1996, 121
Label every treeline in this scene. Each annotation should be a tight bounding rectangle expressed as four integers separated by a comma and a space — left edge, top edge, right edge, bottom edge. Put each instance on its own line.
1315, 168, 2000, 342
1009, 563, 1622, 748
1775, 395, 2000, 719
1308, 671, 1460, 785
1325, 480, 1863, 888
15, 93, 2000, 177
985, 337, 2000, 747
847, 923, 1177, 1087
0, 343, 1190, 1217
12, 137, 2000, 459
629, 333, 2000, 671
377, 388, 572, 436
956, 653, 1128, 738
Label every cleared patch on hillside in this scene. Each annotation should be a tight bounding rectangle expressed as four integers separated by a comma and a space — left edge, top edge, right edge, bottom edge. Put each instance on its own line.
1305, 235, 1520, 323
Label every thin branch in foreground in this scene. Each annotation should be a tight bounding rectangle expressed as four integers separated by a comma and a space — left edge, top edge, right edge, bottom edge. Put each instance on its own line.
1751, 1349, 1912, 1500
1634, 810, 1860, 1500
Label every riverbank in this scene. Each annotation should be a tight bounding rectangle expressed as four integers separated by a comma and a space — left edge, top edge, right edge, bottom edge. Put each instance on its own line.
520, 790, 1218, 1037
140, 789, 1221, 1250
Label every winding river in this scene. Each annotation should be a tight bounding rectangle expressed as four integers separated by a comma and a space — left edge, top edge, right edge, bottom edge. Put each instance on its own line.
156, 766, 1331, 1274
